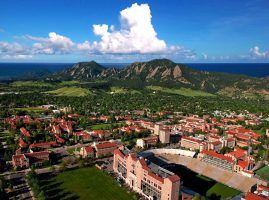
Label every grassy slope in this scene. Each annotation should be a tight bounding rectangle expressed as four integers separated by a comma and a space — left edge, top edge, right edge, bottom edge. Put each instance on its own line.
41, 167, 135, 200
46, 87, 90, 96
146, 85, 215, 97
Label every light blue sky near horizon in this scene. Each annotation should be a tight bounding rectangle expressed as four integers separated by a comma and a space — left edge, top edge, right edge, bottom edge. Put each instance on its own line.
0, 0, 269, 63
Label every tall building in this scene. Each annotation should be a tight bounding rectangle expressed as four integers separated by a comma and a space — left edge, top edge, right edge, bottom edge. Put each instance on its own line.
113, 146, 180, 200
159, 128, 171, 144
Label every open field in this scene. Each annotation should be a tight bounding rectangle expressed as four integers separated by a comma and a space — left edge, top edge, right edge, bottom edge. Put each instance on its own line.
11, 81, 53, 88
46, 87, 91, 96
58, 80, 81, 86
39, 167, 135, 200
14, 107, 46, 113
146, 86, 215, 97
110, 86, 141, 94
206, 183, 241, 199
90, 122, 125, 130
255, 166, 269, 181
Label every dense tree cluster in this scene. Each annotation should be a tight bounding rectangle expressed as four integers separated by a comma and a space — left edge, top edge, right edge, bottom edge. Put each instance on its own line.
0, 91, 269, 117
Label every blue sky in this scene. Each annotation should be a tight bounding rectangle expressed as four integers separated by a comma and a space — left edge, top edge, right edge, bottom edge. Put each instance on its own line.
0, 0, 269, 63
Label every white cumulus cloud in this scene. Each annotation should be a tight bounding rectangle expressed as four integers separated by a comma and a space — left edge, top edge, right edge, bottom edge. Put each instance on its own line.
0, 3, 197, 60
250, 46, 268, 59
0, 41, 32, 59
26, 32, 75, 54
91, 3, 166, 54
202, 53, 208, 59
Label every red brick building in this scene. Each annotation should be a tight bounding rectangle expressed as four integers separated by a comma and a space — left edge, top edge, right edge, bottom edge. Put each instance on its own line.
94, 142, 117, 158
113, 146, 180, 200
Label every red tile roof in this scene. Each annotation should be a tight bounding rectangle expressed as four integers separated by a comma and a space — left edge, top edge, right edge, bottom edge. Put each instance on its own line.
20, 127, 31, 137
227, 148, 246, 159
85, 146, 94, 153
143, 136, 158, 144
95, 142, 117, 150
245, 192, 268, 200
181, 136, 202, 144
114, 149, 125, 159
210, 141, 222, 146
148, 171, 164, 183
18, 137, 28, 148
201, 150, 233, 163
168, 175, 180, 183
53, 134, 65, 143
29, 141, 57, 149
237, 160, 248, 169
25, 151, 50, 158
13, 154, 26, 161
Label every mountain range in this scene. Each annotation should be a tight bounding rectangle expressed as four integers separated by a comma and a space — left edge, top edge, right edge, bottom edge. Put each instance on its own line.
49, 59, 269, 99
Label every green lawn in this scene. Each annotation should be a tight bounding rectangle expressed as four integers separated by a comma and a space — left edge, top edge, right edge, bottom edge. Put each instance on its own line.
58, 80, 81, 86
255, 166, 269, 181
66, 147, 77, 155
206, 183, 241, 199
40, 167, 135, 200
146, 86, 215, 97
14, 107, 46, 113
46, 87, 91, 97
110, 87, 140, 94
91, 123, 125, 130
11, 81, 53, 88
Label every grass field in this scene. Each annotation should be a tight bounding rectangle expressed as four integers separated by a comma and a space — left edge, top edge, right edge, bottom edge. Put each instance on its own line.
39, 167, 135, 200
14, 107, 46, 113
206, 183, 241, 199
90, 122, 125, 130
46, 87, 91, 96
11, 81, 53, 88
110, 87, 140, 94
58, 80, 81, 86
146, 86, 215, 97
66, 147, 77, 155
255, 166, 269, 181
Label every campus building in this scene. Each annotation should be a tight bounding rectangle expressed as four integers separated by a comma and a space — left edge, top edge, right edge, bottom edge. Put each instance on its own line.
12, 151, 50, 169
180, 136, 207, 152
113, 146, 180, 200
198, 150, 234, 171
198, 150, 255, 176
136, 136, 158, 148
94, 141, 117, 158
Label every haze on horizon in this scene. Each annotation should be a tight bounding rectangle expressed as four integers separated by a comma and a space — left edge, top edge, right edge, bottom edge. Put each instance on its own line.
0, 0, 269, 63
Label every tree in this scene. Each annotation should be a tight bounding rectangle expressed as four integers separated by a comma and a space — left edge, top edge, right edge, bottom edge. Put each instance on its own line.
59, 160, 67, 171
37, 191, 46, 200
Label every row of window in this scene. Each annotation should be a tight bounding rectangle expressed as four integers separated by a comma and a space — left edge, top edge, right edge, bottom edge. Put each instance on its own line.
143, 177, 162, 190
